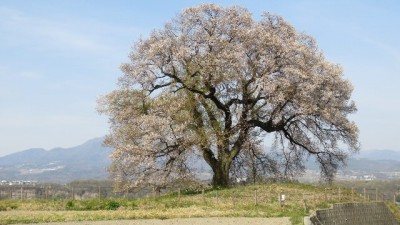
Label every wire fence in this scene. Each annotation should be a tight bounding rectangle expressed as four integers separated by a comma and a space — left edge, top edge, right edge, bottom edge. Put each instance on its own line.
0, 184, 398, 209
0, 185, 117, 200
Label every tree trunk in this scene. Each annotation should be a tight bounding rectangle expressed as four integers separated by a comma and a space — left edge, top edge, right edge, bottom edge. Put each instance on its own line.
211, 162, 230, 187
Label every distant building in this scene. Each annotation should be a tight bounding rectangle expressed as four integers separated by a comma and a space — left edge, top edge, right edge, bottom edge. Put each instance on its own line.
362, 175, 376, 181
0, 180, 38, 186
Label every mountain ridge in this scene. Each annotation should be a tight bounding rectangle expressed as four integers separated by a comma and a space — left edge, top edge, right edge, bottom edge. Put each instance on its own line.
1, 139, 399, 183
354, 149, 400, 161
0, 137, 112, 183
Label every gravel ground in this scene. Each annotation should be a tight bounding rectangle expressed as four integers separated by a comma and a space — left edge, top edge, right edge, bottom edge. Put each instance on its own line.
16, 217, 292, 225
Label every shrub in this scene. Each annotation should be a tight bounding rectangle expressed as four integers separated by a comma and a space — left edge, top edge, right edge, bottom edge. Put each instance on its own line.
64, 199, 122, 211
104, 200, 120, 210
65, 200, 74, 210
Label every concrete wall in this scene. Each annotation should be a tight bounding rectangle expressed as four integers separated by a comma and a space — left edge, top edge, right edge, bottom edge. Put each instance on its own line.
310, 202, 398, 225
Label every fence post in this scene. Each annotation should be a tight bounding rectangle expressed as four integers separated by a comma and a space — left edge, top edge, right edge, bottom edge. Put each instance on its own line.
278, 193, 281, 207
324, 188, 328, 202
279, 192, 283, 207
98, 186, 101, 199
20, 186, 23, 200
351, 187, 354, 202
363, 188, 366, 202
394, 195, 396, 205
202, 189, 205, 202
375, 189, 378, 202
216, 191, 219, 204
338, 187, 341, 202
254, 189, 258, 205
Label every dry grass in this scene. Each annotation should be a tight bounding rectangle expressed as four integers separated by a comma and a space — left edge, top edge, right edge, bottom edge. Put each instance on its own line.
0, 183, 398, 225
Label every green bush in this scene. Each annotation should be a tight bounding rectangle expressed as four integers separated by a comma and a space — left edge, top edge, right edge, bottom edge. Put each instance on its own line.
65, 200, 74, 210
82, 199, 97, 210
129, 200, 137, 209
104, 200, 120, 210
64, 199, 122, 211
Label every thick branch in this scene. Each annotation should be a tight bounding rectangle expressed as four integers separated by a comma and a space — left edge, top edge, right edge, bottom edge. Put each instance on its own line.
149, 82, 173, 94
248, 118, 284, 133
192, 99, 218, 167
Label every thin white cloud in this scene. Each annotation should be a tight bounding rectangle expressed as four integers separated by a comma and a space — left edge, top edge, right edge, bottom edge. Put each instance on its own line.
0, 6, 111, 52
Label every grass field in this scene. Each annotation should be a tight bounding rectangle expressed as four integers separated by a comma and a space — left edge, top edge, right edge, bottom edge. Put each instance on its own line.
0, 183, 399, 225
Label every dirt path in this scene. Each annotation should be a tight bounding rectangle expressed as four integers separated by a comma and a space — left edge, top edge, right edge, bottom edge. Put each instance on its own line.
16, 217, 292, 225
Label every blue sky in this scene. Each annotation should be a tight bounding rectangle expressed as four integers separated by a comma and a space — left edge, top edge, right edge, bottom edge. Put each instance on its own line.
0, 0, 399, 156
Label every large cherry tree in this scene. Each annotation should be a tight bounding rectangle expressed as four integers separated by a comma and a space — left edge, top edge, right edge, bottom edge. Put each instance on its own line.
98, 4, 359, 188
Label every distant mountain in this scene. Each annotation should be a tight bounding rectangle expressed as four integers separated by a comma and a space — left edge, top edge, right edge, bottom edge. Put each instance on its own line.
1, 139, 400, 184
0, 137, 112, 183
355, 149, 400, 161
345, 158, 400, 172
303, 149, 400, 181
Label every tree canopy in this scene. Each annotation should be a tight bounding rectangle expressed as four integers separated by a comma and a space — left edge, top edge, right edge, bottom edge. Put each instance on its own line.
98, 4, 359, 188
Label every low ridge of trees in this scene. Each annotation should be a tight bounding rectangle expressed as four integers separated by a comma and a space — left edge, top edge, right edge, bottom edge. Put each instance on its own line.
98, 4, 359, 189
